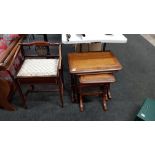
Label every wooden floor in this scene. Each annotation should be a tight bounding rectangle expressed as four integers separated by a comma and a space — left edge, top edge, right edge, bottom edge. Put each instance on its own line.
141, 34, 155, 46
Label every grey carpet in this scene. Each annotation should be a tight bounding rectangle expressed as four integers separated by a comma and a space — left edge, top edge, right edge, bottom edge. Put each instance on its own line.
0, 34, 155, 121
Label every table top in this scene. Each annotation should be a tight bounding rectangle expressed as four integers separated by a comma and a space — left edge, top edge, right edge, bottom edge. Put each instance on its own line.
62, 34, 127, 44
68, 51, 123, 74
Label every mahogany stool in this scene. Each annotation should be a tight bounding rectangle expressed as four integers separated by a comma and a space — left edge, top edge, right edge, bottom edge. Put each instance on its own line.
78, 73, 116, 112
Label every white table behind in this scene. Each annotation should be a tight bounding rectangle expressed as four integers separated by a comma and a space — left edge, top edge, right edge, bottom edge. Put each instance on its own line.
62, 34, 127, 44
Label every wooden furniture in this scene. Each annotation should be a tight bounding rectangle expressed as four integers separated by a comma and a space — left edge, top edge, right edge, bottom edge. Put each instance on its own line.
78, 73, 116, 112
68, 51, 122, 74
0, 36, 24, 111
0, 79, 16, 110
27, 34, 50, 54
68, 51, 122, 103
14, 41, 64, 108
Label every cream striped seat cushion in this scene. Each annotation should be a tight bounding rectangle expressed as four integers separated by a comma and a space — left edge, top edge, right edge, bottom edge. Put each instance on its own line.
17, 59, 59, 77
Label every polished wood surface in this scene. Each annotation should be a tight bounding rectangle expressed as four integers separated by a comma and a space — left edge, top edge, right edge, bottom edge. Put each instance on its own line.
68, 51, 122, 74
79, 73, 116, 84
0, 39, 20, 63
68, 51, 122, 109
0, 37, 24, 71
0, 79, 16, 111
78, 73, 116, 112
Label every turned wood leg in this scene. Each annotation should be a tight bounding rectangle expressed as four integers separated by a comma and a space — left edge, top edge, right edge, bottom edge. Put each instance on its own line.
71, 74, 76, 103
101, 85, 108, 101
108, 91, 112, 99
79, 85, 84, 112
102, 93, 107, 111
107, 84, 112, 99
58, 77, 64, 108
79, 94, 84, 112
105, 94, 109, 101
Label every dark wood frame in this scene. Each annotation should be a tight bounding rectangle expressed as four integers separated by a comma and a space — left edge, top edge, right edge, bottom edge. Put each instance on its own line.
67, 51, 122, 106
70, 73, 113, 112
0, 36, 25, 111
3, 41, 64, 109
77, 82, 111, 112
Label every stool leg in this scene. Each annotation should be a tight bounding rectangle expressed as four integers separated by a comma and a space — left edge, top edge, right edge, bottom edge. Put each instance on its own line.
105, 93, 109, 101
102, 85, 108, 112
79, 94, 84, 112
102, 93, 107, 111
79, 86, 84, 112
107, 83, 112, 99
101, 85, 108, 101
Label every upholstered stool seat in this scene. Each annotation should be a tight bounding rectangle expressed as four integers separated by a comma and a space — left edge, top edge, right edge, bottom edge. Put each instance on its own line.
17, 59, 59, 77
78, 73, 116, 112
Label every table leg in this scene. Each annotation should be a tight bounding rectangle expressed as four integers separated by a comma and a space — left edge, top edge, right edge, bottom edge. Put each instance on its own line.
80, 43, 82, 52
107, 83, 112, 99
102, 93, 108, 111
75, 44, 82, 52
102, 43, 107, 51
79, 94, 84, 112
102, 86, 108, 111
43, 34, 47, 41
70, 74, 76, 102
75, 44, 77, 52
